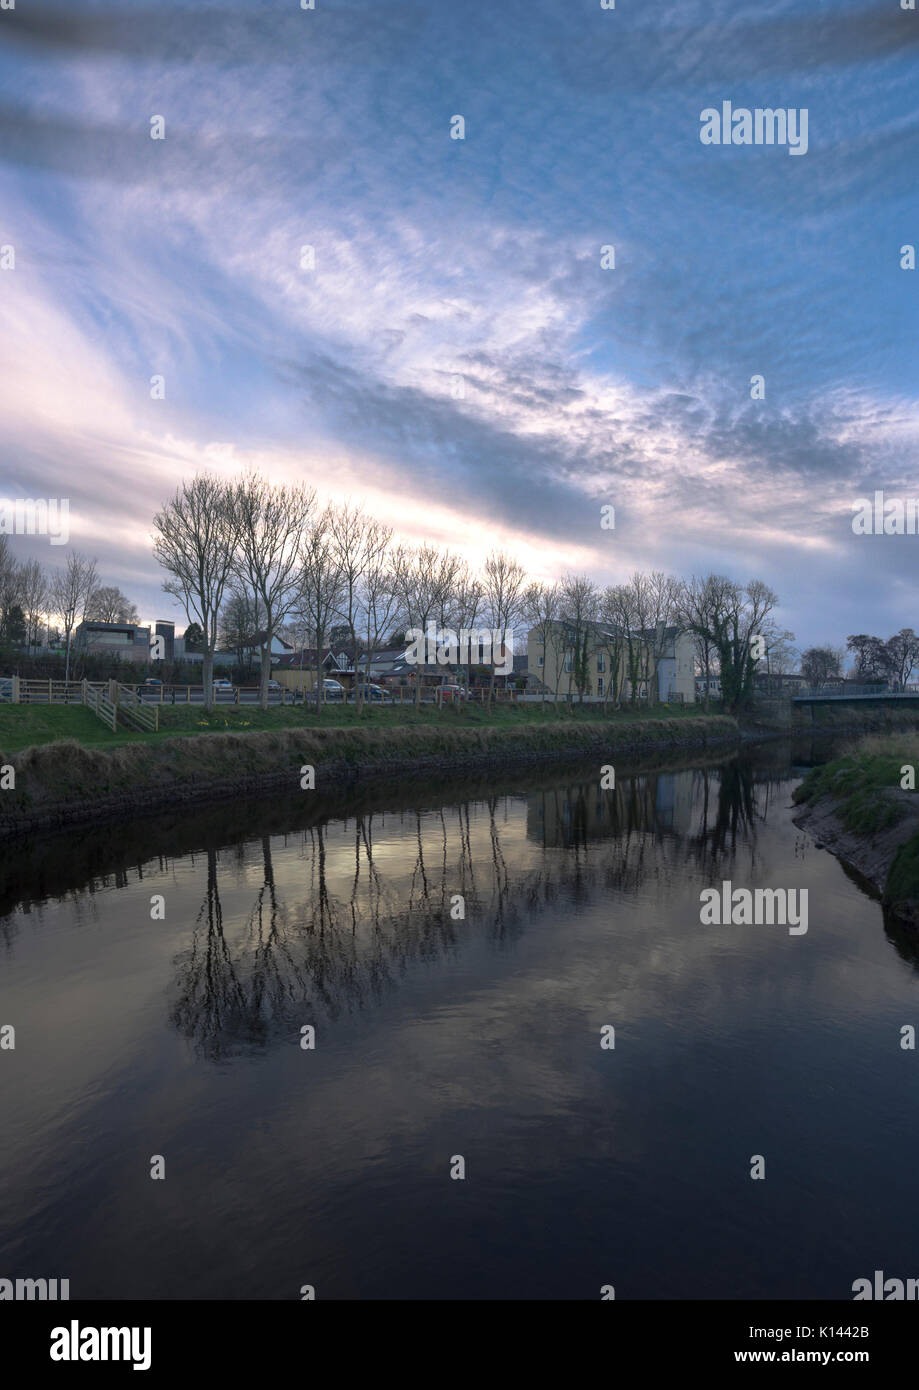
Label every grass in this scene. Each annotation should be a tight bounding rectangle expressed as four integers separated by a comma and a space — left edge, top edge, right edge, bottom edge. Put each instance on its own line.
794, 733, 919, 914
0, 708, 739, 832
0, 704, 154, 752
792, 732, 919, 834
0, 697, 713, 754
888, 834, 919, 911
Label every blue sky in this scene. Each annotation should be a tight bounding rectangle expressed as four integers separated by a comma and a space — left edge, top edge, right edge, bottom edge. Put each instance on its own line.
1, 0, 917, 651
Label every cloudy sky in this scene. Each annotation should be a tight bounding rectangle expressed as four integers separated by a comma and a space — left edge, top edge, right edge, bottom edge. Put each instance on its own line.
1, 0, 917, 649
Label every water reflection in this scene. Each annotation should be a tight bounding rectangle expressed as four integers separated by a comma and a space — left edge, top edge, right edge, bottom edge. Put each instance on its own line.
4, 733, 919, 1301
6, 735, 911, 1066
164, 762, 787, 1058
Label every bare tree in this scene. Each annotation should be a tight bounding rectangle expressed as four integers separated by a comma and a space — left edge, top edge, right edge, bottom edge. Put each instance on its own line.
676, 575, 778, 712
560, 573, 599, 705
231, 474, 314, 709
522, 581, 561, 710
153, 475, 239, 710
86, 585, 139, 624
445, 562, 486, 693
758, 624, 798, 689
596, 587, 630, 710
49, 550, 98, 682
0, 536, 21, 630
356, 540, 401, 697
800, 645, 843, 688
297, 507, 345, 713
396, 544, 461, 708
331, 505, 392, 714
17, 556, 48, 649
641, 571, 681, 699
483, 550, 526, 707
219, 588, 263, 669
884, 629, 919, 689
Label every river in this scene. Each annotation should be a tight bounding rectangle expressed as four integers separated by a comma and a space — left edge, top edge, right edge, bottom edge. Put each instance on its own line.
1, 736, 917, 1300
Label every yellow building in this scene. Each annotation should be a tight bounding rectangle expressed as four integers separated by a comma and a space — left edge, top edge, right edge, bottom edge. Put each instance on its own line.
526, 620, 695, 703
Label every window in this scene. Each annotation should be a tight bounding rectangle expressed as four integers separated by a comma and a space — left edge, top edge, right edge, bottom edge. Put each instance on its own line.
537, 654, 544, 667
564, 653, 573, 673
597, 677, 604, 696
596, 653, 605, 672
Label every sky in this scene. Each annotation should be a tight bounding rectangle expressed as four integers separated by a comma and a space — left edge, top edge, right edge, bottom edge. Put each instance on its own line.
0, 0, 917, 652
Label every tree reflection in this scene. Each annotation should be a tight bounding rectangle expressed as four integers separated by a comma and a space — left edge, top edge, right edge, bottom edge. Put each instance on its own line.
166, 757, 799, 1059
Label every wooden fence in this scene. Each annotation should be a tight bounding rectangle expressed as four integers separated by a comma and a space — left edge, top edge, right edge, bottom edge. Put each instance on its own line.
84, 684, 117, 733
113, 683, 159, 732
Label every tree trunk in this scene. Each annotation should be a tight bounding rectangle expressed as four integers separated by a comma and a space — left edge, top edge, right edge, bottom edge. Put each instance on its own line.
259, 643, 270, 710
203, 648, 215, 711
352, 624, 363, 716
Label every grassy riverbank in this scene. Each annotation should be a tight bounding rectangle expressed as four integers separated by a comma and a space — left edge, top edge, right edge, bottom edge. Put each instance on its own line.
0, 710, 739, 837
0, 698, 711, 754
793, 733, 919, 923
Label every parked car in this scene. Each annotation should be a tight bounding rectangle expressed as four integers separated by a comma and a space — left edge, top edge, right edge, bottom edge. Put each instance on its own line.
267, 679, 282, 691
143, 677, 162, 686
213, 679, 233, 690
349, 683, 389, 703
304, 678, 346, 703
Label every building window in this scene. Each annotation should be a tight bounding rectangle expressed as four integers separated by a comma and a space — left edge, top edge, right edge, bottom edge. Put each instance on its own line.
537, 654, 544, 667
597, 677, 604, 696
564, 653, 573, 673
596, 654, 605, 672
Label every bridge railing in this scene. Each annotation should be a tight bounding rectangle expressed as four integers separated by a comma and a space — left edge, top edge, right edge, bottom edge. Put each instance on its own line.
793, 684, 912, 700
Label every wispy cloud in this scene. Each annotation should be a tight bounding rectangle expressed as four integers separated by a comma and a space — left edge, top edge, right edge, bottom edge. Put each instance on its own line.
0, 0, 916, 645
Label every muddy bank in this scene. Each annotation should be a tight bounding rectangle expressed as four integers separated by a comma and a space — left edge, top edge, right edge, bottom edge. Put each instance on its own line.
0, 714, 739, 840
793, 794, 919, 927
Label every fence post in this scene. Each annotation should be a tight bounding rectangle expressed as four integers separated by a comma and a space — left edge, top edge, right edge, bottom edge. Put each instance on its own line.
12, 675, 19, 704
48, 678, 53, 704
81, 678, 88, 705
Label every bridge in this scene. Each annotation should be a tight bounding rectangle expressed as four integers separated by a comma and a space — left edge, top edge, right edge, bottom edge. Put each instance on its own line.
791, 684, 919, 704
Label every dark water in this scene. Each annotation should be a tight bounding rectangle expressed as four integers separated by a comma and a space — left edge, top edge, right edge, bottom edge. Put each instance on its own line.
2, 738, 918, 1301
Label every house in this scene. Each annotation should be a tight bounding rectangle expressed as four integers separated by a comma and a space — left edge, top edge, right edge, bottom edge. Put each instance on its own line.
360, 648, 416, 683
528, 619, 695, 703
635, 626, 696, 703
173, 632, 204, 664
74, 619, 151, 662
273, 647, 352, 691
753, 671, 806, 695
695, 674, 722, 699
241, 630, 294, 664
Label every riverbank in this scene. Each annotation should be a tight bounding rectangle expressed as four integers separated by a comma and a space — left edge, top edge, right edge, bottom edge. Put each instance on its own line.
792, 734, 919, 927
0, 712, 739, 839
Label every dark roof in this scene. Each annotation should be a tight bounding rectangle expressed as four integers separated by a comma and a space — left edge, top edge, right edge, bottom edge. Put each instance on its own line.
77, 619, 145, 632
276, 647, 347, 669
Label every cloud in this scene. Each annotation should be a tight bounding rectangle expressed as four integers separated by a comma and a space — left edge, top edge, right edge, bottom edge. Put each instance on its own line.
0, 0, 916, 648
